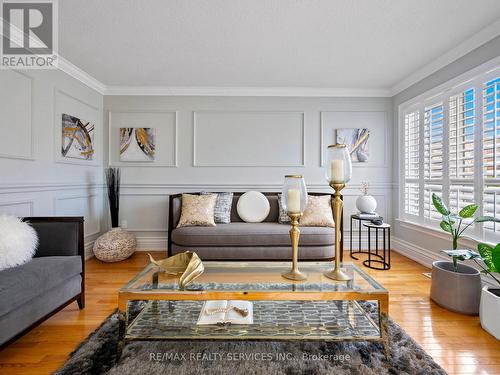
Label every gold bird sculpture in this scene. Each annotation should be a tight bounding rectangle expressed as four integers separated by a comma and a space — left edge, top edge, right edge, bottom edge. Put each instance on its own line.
147, 251, 204, 289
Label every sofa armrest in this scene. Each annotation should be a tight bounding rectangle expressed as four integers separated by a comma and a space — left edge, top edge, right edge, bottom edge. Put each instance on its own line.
22, 217, 84, 258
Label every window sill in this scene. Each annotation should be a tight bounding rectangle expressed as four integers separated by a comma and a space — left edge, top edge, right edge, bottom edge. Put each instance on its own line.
394, 218, 493, 248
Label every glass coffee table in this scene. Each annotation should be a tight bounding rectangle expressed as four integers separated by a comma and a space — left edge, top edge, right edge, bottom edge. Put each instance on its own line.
118, 261, 389, 354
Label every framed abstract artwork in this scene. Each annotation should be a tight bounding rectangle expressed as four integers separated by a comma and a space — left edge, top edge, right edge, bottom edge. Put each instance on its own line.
336, 128, 370, 162
120, 128, 156, 162
61, 113, 95, 160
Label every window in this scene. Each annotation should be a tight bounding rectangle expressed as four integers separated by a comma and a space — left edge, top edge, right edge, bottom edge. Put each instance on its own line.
423, 104, 444, 220
404, 111, 419, 216
449, 89, 475, 214
401, 64, 500, 241
483, 77, 500, 235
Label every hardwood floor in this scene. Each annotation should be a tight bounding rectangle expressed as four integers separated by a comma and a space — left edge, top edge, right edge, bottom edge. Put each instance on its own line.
1, 251, 499, 375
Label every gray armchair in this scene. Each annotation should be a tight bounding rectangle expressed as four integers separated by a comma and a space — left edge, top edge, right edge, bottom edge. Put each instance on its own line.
0, 217, 85, 348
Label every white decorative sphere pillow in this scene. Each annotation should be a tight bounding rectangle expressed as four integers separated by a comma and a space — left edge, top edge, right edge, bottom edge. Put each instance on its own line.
237, 191, 270, 223
0, 216, 38, 271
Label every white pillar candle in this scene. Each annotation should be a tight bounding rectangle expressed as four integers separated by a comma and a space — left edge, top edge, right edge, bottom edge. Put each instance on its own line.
287, 189, 301, 213
330, 160, 345, 183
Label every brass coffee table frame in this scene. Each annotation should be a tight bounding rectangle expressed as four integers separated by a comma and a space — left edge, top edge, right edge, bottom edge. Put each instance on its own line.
118, 261, 389, 356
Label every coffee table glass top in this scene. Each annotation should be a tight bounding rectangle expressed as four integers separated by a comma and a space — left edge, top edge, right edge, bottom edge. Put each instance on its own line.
121, 261, 386, 294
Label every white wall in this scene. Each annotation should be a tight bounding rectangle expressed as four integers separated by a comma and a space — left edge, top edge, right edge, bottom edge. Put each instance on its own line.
391, 35, 500, 267
104, 96, 394, 250
0, 69, 104, 258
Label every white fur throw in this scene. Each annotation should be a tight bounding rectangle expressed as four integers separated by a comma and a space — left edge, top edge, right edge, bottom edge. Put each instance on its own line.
0, 216, 38, 271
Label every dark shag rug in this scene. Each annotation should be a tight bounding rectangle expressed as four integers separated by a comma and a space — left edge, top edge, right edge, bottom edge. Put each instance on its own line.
55, 303, 447, 375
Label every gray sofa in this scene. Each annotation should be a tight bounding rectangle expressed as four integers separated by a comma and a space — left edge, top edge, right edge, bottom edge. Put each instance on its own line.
0, 217, 85, 348
168, 192, 342, 260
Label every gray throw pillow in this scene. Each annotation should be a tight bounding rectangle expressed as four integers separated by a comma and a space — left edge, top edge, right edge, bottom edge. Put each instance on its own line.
201, 192, 233, 224
277, 193, 291, 224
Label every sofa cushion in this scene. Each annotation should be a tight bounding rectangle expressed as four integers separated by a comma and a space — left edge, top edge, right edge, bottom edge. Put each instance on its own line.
172, 244, 334, 260
0, 256, 81, 317
177, 194, 217, 228
171, 222, 335, 247
300, 195, 335, 227
201, 192, 233, 224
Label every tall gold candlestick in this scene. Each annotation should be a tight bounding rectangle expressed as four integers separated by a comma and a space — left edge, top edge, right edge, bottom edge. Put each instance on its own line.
324, 183, 352, 281
282, 212, 307, 281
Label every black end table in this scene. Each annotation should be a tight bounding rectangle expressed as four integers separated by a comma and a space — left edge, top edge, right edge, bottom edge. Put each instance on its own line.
362, 222, 391, 270
349, 214, 383, 260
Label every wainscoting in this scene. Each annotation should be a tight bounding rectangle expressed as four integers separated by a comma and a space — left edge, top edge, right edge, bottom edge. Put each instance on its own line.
117, 181, 394, 251
104, 95, 395, 251
0, 69, 104, 259
0, 72, 395, 258
0, 183, 105, 258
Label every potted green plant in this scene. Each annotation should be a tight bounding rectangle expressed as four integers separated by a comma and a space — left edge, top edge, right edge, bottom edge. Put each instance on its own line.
430, 194, 499, 314
477, 243, 500, 339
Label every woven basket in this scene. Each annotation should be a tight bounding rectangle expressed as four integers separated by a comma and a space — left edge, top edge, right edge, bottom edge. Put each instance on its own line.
93, 227, 136, 262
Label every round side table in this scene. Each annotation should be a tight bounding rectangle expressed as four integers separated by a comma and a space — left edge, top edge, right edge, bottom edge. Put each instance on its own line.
349, 214, 383, 260
362, 222, 391, 270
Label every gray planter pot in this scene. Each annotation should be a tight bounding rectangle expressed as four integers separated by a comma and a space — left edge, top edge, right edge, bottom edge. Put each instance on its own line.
430, 260, 482, 315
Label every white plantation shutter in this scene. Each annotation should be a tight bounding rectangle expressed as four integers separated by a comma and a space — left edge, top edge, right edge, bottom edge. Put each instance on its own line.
483, 78, 500, 179
404, 111, 420, 216
449, 184, 475, 213
423, 104, 443, 220
401, 68, 500, 242
483, 186, 500, 233
449, 89, 475, 213
424, 104, 444, 179
449, 90, 475, 179
483, 77, 500, 234
424, 185, 442, 221
405, 183, 420, 216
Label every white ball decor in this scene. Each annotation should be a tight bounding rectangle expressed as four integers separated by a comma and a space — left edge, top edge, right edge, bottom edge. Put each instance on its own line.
0, 215, 38, 271
93, 227, 136, 262
237, 191, 270, 223
356, 195, 377, 214
356, 182, 377, 214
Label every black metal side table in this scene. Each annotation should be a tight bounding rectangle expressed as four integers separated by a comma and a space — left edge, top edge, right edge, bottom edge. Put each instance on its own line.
350, 214, 383, 260
362, 222, 391, 270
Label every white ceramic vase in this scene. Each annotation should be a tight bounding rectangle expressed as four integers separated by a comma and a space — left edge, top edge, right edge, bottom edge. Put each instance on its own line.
356, 195, 377, 214
480, 285, 500, 339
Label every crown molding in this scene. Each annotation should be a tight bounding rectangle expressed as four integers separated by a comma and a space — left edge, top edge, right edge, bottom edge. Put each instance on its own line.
103, 85, 392, 97
390, 18, 500, 96
58, 57, 106, 94
54, 18, 500, 99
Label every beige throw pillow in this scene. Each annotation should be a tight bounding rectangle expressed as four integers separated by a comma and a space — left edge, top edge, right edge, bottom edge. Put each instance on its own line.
177, 194, 217, 228
300, 195, 335, 227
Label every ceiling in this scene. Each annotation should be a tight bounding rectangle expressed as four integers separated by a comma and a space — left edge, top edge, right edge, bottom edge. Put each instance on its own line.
58, 0, 500, 94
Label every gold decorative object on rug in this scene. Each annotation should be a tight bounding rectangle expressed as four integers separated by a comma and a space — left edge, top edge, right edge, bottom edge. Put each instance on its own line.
147, 251, 204, 288
324, 144, 353, 281
280, 175, 308, 281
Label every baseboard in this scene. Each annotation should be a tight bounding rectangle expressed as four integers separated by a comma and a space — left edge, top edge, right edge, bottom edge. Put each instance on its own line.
136, 236, 168, 251
391, 236, 446, 269
84, 240, 95, 260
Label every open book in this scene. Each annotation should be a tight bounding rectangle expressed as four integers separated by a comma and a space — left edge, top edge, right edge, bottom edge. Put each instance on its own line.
197, 300, 253, 325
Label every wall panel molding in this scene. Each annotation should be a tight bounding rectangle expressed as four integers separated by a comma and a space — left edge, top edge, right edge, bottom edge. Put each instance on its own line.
0, 70, 34, 160
0, 200, 34, 216
53, 193, 101, 237
0, 183, 104, 195
120, 193, 168, 232
108, 110, 178, 167
193, 110, 306, 167
320, 111, 388, 168
53, 88, 101, 167
118, 182, 396, 192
